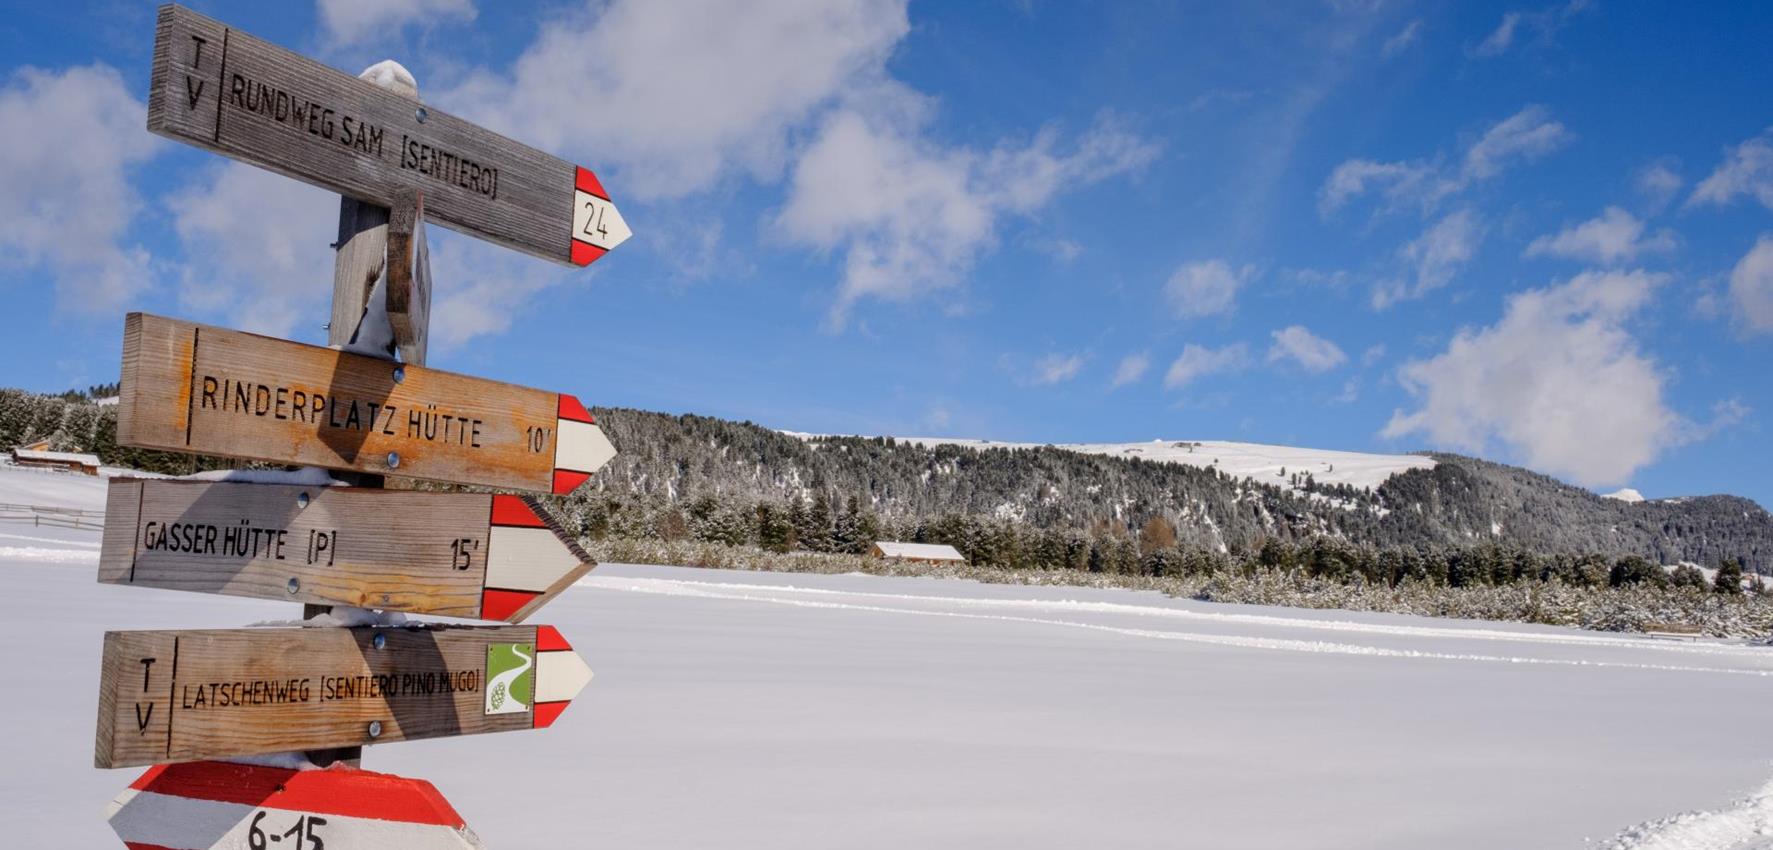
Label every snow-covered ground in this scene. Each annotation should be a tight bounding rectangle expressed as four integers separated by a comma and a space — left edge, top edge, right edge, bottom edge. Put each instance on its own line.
793, 433, 1437, 492
3, 466, 1771, 848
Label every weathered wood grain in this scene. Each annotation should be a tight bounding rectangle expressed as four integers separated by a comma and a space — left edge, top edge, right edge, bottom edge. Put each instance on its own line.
147, 4, 627, 267
95, 625, 589, 768
97, 479, 594, 621
386, 189, 431, 364
115, 312, 615, 494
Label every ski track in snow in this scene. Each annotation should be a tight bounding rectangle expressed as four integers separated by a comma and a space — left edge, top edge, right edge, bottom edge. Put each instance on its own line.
584, 576, 1773, 678
0, 531, 98, 547
1602, 777, 1773, 850
0, 545, 98, 563
580, 575, 1772, 661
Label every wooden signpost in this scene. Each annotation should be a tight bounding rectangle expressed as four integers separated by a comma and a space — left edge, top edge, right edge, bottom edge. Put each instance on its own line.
97, 5, 631, 843
101, 480, 594, 621
95, 624, 593, 768
117, 312, 617, 494
108, 761, 486, 849
146, 4, 631, 267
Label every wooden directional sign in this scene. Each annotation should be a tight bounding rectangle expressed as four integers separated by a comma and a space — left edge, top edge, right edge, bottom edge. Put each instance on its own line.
147, 3, 631, 266
100, 480, 595, 622
108, 761, 486, 849
96, 625, 594, 769
117, 313, 617, 494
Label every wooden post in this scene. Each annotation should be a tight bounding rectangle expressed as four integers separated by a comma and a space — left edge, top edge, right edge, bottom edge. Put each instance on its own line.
313, 60, 422, 766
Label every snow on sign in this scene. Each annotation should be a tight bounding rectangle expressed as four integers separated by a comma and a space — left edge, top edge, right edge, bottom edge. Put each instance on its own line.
146, 3, 629, 266
94, 625, 594, 769
116, 313, 617, 495
99, 480, 596, 622
107, 760, 486, 849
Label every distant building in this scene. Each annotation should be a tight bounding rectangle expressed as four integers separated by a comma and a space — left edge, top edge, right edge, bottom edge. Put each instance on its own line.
870, 541, 967, 565
10, 442, 101, 476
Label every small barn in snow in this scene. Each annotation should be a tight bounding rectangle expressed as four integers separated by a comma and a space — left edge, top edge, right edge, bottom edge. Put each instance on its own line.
9, 444, 102, 475
871, 541, 967, 565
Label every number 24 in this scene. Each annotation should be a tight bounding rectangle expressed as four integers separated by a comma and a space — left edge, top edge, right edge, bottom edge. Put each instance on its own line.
581, 200, 610, 239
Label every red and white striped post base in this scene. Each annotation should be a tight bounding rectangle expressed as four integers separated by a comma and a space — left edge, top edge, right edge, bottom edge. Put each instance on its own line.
107, 761, 485, 849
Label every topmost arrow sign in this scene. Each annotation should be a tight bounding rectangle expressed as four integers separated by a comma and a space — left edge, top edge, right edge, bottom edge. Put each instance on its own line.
147, 4, 630, 267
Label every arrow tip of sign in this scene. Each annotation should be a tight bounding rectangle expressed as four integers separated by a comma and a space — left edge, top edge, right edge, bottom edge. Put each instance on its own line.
481, 589, 541, 621
557, 394, 595, 424
570, 241, 607, 267
537, 625, 571, 651
551, 469, 592, 495
574, 166, 607, 199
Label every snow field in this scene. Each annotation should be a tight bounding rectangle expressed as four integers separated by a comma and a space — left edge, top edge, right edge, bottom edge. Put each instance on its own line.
863, 435, 1437, 492
1, 465, 1769, 848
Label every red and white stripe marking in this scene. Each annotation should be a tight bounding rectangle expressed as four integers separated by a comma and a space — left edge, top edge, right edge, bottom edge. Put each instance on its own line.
533, 625, 594, 728
479, 496, 594, 621
551, 394, 617, 495
570, 166, 632, 266
107, 761, 484, 849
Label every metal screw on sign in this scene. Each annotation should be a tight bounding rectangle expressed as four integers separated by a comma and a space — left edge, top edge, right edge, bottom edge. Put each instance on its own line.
414, 106, 427, 123
367, 720, 383, 739
297, 491, 310, 509
392, 365, 405, 384
286, 578, 301, 594
386, 452, 401, 469
373, 633, 387, 650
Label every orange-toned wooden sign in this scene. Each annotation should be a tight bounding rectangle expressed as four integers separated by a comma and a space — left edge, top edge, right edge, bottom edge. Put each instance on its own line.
116, 313, 616, 493
100, 479, 593, 622
96, 625, 593, 769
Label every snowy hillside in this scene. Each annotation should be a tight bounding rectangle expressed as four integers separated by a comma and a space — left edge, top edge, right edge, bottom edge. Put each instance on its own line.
5, 463, 1773, 848
887, 436, 1436, 492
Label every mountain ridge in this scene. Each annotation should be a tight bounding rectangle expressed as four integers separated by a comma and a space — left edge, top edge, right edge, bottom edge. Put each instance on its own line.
586, 407, 1773, 571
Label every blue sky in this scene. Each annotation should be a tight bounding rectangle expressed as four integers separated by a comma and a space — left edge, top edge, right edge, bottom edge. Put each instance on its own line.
2, 1, 1771, 506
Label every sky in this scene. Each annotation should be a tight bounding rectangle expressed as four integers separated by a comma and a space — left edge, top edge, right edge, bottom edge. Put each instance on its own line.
1, 0, 1771, 507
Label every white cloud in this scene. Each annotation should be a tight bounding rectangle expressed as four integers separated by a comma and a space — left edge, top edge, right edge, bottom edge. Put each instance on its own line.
777, 107, 1156, 328
167, 164, 337, 338
1164, 259, 1249, 318
1319, 106, 1570, 216
0, 65, 160, 313
1333, 378, 1361, 404
1688, 128, 1773, 211
443, 0, 1153, 329
1729, 234, 1773, 334
1470, 0, 1591, 58
1382, 269, 1680, 487
317, 0, 474, 46
1361, 343, 1387, 366
1524, 206, 1676, 265
1381, 19, 1424, 58
1459, 105, 1574, 182
1472, 12, 1521, 56
1319, 159, 1439, 217
445, 0, 911, 200
1374, 209, 1484, 308
1164, 343, 1249, 390
1685, 398, 1750, 443
1109, 353, 1150, 389
1635, 161, 1683, 210
1267, 326, 1348, 373
1029, 353, 1084, 386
